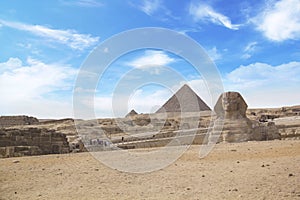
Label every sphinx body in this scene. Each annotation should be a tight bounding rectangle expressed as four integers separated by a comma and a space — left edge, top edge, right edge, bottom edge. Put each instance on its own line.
209, 92, 280, 143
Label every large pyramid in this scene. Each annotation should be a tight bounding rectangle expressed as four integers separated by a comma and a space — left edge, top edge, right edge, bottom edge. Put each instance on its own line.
156, 84, 211, 113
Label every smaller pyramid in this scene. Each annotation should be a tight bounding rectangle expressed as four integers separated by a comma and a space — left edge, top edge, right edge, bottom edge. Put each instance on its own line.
125, 109, 138, 117
156, 84, 211, 113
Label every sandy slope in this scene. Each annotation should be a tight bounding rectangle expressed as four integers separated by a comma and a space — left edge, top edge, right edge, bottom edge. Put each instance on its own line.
0, 140, 300, 200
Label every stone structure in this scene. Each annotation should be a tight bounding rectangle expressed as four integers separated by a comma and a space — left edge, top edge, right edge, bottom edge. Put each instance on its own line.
209, 92, 280, 143
125, 109, 138, 118
0, 115, 39, 128
0, 128, 70, 158
156, 84, 211, 113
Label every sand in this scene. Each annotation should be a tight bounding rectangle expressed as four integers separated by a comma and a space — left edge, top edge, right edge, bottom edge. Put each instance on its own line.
1, 140, 300, 200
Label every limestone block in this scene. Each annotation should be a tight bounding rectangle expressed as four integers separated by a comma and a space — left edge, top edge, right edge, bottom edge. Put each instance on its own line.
0, 127, 70, 157
0, 115, 39, 128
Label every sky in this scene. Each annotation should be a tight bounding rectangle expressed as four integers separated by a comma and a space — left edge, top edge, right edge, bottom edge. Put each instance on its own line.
0, 0, 300, 118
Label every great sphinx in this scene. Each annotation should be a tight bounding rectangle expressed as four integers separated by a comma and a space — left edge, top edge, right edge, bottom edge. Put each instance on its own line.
208, 91, 280, 143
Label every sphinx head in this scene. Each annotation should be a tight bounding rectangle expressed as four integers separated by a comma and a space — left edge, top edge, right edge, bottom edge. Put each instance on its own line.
214, 92, 248, 119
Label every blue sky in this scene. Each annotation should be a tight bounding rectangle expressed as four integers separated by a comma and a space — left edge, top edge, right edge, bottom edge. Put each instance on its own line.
0, 0, 300, 118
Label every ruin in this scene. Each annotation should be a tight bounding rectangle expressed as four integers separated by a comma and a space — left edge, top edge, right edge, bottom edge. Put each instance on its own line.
0, 127, 70, 158
0, 115, 39, 128
0, 91, 298, 156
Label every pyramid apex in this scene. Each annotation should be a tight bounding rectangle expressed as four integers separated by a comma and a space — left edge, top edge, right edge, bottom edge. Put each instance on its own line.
178, 84, 196, 93
181, 83, 193, 90
156, 84, 211, 113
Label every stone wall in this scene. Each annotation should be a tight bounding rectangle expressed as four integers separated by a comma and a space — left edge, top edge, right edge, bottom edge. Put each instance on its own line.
0, 115, 39, 128
0, 128, 70, 158
277, 124, 300, 140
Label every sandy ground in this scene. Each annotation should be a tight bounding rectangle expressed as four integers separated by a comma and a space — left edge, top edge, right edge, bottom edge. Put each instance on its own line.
1, 140, 300, 200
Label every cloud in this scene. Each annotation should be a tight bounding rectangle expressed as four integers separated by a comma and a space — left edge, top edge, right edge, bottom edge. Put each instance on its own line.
189, 2, 240, 30
0, 57, 77, 118
206, 46, 222, 61
0, 19, 99, 50
78, 95, 114, 118
242, 42, 257, 59
79, 89, 170, 118
176, 28, 198, 35
0, 57, 23, 73
252, 0, 300, 41
226, 62, 300, 85
137, 0, 160, 15
225, 61, 300, 107
126, 50, 175, 69
79, 88, 169, 118
241, 53, 251, 59
132, 0, 178, 21
244, 42, 257, 52
61, 0, 104, 7
128, 88, 171, 113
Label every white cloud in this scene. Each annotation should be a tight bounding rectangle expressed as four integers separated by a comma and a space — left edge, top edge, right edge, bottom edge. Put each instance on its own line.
137, 0, 160, 15
0, 57, 77, 118
61, 0, 104, 7
89, 86, 172, 117
128, 88, 171, 113
0, 57, 23, 73
176, 28, 198, 35
225, 61, 300, 107
0, 19, 99, 50
244, 42, 257, 52
81, 90, 169, 118
206, 46, 222, 61
79, 95, 114, 118
241, 53, 251, 59
242, 42, 257, 59
189, 2, 240, 30
226, 62, 300, 85
252, 0, 300, 41
126, 50, 175, 69
132, 0, 178, 21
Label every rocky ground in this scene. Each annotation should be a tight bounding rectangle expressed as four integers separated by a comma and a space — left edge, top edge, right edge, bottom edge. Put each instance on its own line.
1, 140, 300, 200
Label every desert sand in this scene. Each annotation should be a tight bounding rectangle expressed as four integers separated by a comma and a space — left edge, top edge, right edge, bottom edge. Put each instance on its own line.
1, 140, 300, 200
